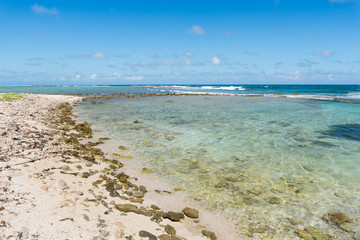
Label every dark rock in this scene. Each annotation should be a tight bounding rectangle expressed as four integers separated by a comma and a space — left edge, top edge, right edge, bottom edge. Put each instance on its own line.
139, 230, 157, 240
322, 212, 351, 225
165, 225, 176, 235
82, 172, 91, 178
182, 207, 199, 219
202, 230, 217, 240
163, 212, 184, 222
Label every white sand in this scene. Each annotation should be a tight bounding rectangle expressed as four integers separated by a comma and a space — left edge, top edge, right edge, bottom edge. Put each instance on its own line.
0, 94, 245, 240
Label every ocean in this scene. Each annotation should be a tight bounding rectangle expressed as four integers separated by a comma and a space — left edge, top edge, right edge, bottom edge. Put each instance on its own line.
2, 84, 360, 239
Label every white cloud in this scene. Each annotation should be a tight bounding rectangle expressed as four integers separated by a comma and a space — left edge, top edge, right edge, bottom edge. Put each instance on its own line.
313, 50, 332, 57
328, 74, 334, 81
113, 72, 122, 79
93, 52, 107, 59
32, 4, 58, 15
211, 57, 221, 65
75, 74, 81, 80
125, 76, 143, 81
187, 25, 205, 35
90, 73, 97, 80
185, 52, 193, 57
185, 59, 192, 65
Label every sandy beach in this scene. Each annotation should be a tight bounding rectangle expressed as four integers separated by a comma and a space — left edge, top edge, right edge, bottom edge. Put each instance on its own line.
0, 94, 242, 240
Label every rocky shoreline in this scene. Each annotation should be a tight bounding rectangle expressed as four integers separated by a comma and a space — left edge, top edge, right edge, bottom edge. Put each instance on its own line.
0, 94, 241, 240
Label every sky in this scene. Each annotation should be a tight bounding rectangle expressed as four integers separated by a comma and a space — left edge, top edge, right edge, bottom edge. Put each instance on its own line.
0, 0, 359, 85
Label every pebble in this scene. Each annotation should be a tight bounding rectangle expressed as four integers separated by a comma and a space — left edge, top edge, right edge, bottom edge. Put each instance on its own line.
182, 207, 199, 219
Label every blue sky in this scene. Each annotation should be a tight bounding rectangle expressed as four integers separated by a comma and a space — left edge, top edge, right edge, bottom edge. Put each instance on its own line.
0, 0, 359, 85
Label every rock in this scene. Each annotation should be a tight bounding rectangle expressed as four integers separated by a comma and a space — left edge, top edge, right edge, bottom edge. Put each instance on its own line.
214, 181, 227, 188
165, 224, 176, 235
268, 197, 281, 204
115, 204, 138, 213
248, 189, 262, 195
295, 229, 313, 240
249, 227, 267, 233
142, 168, 152, 173
305, 226, 331, 240
118, 146, 128, 150
140, 185, 147, 192
182, 207, 199, 219
133, 120, 143, 124
163, 212, 184, 222
133, 191, 145, 198
225, 176, 241, 182
202, 230, 217, 240
58, 179, 69, 190
288, 218, 303, 226
339, 223, 352, 232
82, 214, 90, 221
322, 212, 351, 225
82, 172, 91, 178
158, 235, 171, 240
174, 186, 185, 191
61, 165, 71, 171
139, 230, 157, 240
151, 205, 160, 210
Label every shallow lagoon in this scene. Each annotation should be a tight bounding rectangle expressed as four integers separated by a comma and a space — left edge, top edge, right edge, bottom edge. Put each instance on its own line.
77, 95, 360, 239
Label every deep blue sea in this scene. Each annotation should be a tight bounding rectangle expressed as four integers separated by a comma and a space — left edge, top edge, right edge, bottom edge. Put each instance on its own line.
2, 84, 360, 239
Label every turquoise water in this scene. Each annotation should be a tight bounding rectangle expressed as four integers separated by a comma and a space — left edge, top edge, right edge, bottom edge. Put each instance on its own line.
1, 84, 359, 102
77, 95, 360, 239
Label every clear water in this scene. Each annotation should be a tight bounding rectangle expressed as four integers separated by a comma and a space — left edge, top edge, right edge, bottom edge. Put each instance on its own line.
77, 95, 360, 239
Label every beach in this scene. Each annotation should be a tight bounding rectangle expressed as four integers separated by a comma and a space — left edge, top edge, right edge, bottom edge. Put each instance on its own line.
0, 94, 241, 240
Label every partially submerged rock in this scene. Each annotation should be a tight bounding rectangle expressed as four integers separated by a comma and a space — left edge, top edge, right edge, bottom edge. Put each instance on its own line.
304, 226, 331, 240
322, 212, 351, 225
